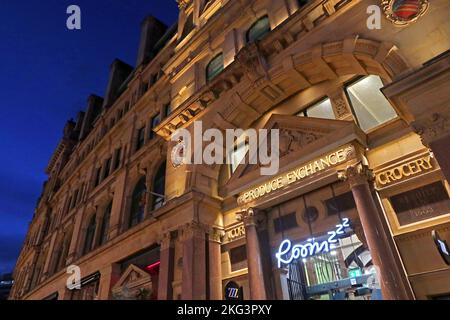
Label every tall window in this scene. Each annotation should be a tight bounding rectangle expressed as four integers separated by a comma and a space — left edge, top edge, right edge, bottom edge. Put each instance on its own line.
99, 202, 112, 246
345, 75, 397, 132
206, 53, 224, 82
297, 98, 335, 119
103, 157, 112, 180
164, 103, 173, 118
113, 148, 122, 171
149, 114, 161, 140
152, 162, 166, 211
246, 16, 270, 43
94, 167, 102, 187
83, 215, 96, 255
136, 127, 145, 151
129, 177, 147, 228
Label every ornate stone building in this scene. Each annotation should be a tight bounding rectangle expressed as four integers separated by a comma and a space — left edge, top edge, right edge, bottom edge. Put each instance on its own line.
9, 0, 450, 300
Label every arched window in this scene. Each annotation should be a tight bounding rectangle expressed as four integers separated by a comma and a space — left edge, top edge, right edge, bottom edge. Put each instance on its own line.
246, 16, 270, 43
83, 215, 96, 255
99, 202, 112, 246
152, 162, 166, 211
206, 53, 224, 82
129, 177, 147, 228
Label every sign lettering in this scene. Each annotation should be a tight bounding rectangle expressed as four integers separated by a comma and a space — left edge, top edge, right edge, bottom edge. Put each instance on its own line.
275, 218, 350, 268
237, 146, 353, 205
375, 155, 433, 188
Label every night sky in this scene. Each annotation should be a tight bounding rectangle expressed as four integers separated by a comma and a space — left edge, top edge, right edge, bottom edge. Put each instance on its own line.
0, 1, 178, 275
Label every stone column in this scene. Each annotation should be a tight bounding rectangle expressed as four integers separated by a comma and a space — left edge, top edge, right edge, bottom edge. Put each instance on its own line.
208, 228, 223, 300
339, 162, 413, 300
158, 231, 176, 300
181, 222, 207, 300
238, 208, 267, 300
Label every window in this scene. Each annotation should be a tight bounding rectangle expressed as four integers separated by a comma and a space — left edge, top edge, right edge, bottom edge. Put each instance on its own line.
345, 75, 397, 131
103, 157, 112, 180
94, 167, 102, 187
152, 162, 166, 211
149, 73, 158, 86
229, 143, 249, 173
164, 103, 173, 118
99, 202, 112, 246
136, 127, 145, 151
206, 53, 224, 82
113, 148, 122, 170
129, 177, 147, 228
297, 98, 335, 119
273, 213, 298, 233
246, 16, 270, 43
325, 191, 356, 216
149, 114, 161, 140
83, 215, 96, 254
117, 109, 123, 120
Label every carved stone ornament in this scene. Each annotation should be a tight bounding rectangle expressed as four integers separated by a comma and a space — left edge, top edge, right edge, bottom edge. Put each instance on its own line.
235, 42, 269, 83
278, 129, 323, 157
382, 0, 429, 26
411, 112, 450, 147
338, 162, 374, 188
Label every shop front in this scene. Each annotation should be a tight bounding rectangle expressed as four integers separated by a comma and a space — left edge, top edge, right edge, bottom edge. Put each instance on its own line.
219, 114, 413, 300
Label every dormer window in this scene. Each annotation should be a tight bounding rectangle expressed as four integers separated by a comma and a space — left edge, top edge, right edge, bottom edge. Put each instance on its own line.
206, 53, 224, 82
246, 16, 270, 43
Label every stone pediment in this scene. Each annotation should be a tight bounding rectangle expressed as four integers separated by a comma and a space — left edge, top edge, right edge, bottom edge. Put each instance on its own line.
111, 264, 152, 299
223, 114, 366, 196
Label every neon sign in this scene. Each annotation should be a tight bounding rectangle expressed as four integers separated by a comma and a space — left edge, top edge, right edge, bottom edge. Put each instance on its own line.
276, 218, 350, 268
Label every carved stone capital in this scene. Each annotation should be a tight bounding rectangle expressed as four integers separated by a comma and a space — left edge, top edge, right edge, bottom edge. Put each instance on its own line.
237, 208, 265, 228
411, 112, 450, 147
158, 230, 177, 250
179, 221, 208, 241
338, 162, 374, 188
208, 227, 225, 243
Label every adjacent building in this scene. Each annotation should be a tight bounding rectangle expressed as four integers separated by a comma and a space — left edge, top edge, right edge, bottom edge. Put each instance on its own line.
9, 0, 450, 300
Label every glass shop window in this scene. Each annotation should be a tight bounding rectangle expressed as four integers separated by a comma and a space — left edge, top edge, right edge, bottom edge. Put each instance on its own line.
297, 98, 335, 119
273, 213, 298, 233
345, 75, 397, 132
389, 181, 450, 226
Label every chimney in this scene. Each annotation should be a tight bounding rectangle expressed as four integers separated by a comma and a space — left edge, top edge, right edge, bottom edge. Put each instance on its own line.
74, 111, 85, 133
136, 16, 168, 66
103, 59, 133, 109
79, 95, 104, 140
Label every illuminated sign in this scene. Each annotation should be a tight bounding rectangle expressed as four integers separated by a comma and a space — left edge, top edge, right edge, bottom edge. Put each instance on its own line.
275, 218, 350, 268
375, 155, 433, 188
237, 146, 354, 205
224, 281, 243, 300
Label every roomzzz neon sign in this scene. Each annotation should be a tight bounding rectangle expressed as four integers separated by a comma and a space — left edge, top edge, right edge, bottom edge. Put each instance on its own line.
275, 218, 350, 268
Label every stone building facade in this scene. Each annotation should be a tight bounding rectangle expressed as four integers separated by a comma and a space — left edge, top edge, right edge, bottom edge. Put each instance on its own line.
9, 0, 450, 300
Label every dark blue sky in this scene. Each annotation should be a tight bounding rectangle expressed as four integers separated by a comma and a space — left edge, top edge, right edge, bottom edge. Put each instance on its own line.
0, 1, 178, 275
